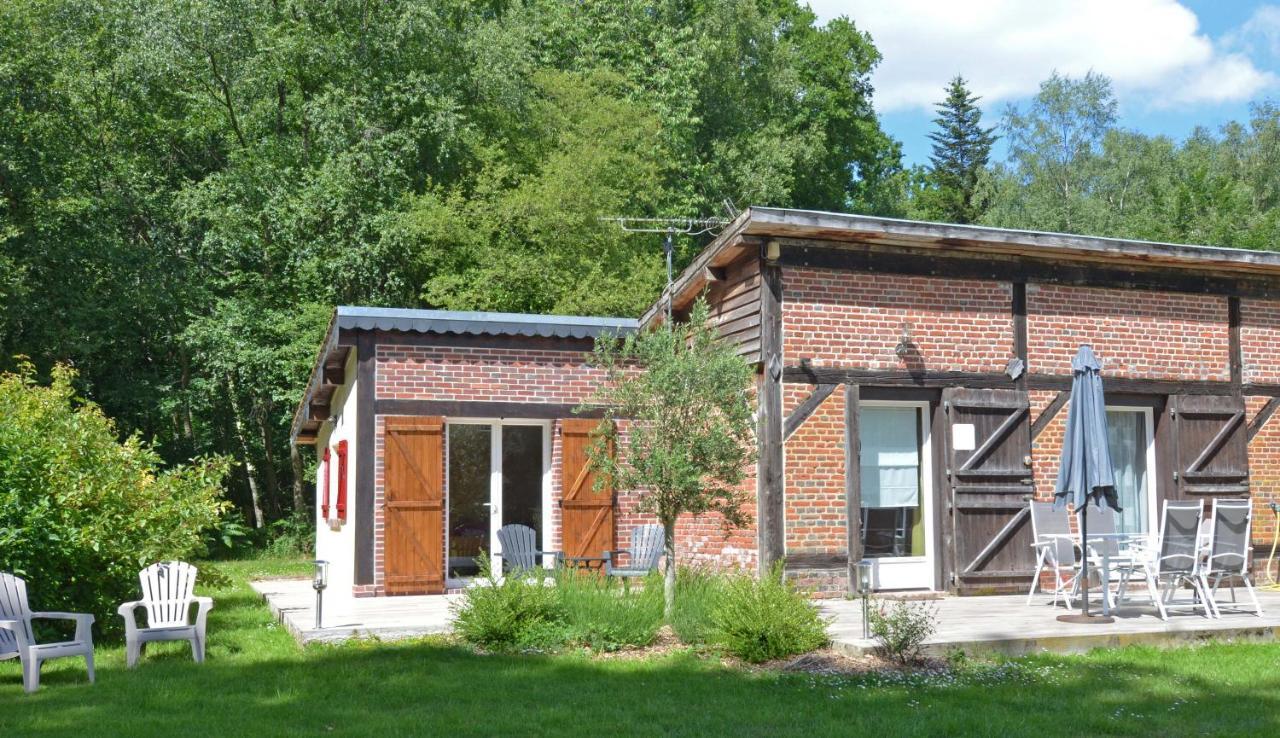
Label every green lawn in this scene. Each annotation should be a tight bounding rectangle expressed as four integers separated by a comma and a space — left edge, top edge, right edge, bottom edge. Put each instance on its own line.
3, 558, 1280, 737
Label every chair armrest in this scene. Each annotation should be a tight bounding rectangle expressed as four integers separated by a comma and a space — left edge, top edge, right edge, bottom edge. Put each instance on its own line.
117, 600, 146, 616
193, 596, 214, 633
0, 619, 29, 650
32, 612, 94, 643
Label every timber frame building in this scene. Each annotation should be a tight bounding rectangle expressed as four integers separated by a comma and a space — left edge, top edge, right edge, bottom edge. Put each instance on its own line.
292, 208, 1280, 598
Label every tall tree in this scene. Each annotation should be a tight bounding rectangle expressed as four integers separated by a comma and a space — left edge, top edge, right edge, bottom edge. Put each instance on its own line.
923, 76, 997, 223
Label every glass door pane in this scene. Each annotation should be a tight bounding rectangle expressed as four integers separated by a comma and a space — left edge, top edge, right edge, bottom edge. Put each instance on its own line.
1106, 410, 1149, 535
859, 407, 923, 558
501, 425, 544, 540
448, 424, 491, 577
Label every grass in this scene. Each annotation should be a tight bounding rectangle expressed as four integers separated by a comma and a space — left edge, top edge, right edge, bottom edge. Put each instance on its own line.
1, 557, 1279, 736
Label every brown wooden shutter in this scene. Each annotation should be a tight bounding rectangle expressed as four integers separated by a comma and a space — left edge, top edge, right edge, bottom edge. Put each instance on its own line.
943, 388, 1035, 594
560, 418, 615, 559
383, 416, 445, 594
1170, 395, 1249, 500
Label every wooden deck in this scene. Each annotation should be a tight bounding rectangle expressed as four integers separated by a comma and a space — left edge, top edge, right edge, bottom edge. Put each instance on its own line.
251, 578, 457, 645
821, 589, 1280, 657
254, 577, 1280, 655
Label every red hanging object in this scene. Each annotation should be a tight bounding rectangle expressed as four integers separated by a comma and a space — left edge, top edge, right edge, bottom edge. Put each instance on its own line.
335, 440, 349, 522
320, 446, 331, 519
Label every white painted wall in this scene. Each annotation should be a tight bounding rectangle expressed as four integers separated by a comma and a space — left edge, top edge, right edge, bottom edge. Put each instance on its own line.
315, 350, 359, 601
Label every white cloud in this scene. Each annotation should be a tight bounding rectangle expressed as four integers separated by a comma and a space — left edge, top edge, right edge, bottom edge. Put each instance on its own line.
808, 0, 1277, 112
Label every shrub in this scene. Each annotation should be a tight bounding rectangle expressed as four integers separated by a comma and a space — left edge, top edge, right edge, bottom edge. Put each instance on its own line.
669, 566, 726, 645
868, 598, 939, 664
553, 568, 663, 650
709, 566, 828, 663
265, 514, 316, 557
451, 555, 565, 651
0, 362, 230, 633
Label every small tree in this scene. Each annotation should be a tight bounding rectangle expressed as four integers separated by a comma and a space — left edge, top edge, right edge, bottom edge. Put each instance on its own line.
580, 299, 755, 618
924, 75, 998, 224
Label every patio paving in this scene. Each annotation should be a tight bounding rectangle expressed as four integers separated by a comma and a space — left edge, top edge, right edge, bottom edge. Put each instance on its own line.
820, 589, 1280, 657
252, 578, 458, 645
254, 577, 1280, 654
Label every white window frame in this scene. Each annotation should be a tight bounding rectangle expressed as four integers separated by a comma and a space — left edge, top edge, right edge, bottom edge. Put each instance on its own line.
859, 400, 935, 591
1106, 405, 1158, 535
445, 418, 552, 586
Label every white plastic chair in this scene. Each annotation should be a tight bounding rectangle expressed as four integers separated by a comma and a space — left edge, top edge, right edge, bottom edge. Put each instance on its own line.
1203, 498, 1264, 617
0, 573, 95, 693
117, 561, 213, 668
1116, 500, 1213, 620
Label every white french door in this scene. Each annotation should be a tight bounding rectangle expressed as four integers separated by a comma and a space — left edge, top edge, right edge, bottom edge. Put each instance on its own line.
1105, 406, 1157, 536
859, 401, 935, 590
445, 419, 551, 581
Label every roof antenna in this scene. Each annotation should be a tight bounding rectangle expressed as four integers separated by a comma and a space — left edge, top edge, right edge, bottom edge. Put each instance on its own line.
602, 216, 727, 321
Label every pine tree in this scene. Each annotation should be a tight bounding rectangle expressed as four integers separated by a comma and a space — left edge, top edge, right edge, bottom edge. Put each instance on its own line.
926, 76, 998, 223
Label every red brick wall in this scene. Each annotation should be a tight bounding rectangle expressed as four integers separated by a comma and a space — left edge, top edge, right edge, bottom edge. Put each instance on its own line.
376, 345, 605, 402
1027, 285, 1229, 379
782, 267, 1014, 372
1247, 396, 1280, 556
1242, 298, 1280, 384
1030, 390, 1067, 502
783, 385, 847, 555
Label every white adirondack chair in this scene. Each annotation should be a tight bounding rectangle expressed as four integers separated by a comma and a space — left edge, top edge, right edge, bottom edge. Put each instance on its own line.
117, 561, 213, 668
0, 573, 96, 693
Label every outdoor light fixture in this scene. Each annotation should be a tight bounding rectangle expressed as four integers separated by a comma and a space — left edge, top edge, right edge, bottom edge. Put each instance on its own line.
855, 559, 874, 640
313, 560, 329, 630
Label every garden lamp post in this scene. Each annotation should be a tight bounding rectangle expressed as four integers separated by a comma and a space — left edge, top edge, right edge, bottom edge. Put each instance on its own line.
856, 559, 874, 640
313, 560, 329, 630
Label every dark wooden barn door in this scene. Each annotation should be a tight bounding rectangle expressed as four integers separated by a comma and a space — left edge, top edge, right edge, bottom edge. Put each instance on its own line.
560, 419, 615, 559
942, 388, 1036, 594
383, 416, 445, 594
1168, 395, 1249, 500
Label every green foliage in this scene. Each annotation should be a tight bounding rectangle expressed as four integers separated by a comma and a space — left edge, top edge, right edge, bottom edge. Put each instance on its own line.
551, 568, 664, 651
867, 598, 939, 665
0, 362, 230, 632
669, 567, 728, 645
582, 298, 756, 617
918, 76, 997, 224
709, 566, 829, 663
450, 555, 567, 652
0, 0, 902, 534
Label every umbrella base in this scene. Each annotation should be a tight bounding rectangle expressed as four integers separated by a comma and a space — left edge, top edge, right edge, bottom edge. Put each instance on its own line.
1056, 613, 1115, 624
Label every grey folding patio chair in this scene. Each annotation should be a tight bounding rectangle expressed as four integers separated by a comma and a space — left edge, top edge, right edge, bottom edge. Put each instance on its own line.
1078, 504, 1143, 610
117, 561, 213, 668
496, 524, 560, 573
0, 573, 95, 693
1116, 500, 1212, 620
1203, 498, 1263, 617
604, 524, 664, 579
1027, 501, 1082, 609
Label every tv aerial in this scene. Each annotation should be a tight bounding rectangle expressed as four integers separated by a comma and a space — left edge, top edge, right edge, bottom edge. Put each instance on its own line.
602, 207, 734, 319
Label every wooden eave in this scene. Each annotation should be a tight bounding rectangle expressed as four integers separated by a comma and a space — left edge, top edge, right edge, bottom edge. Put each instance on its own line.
290, 312, 354, 446
647, 207, 1280, 325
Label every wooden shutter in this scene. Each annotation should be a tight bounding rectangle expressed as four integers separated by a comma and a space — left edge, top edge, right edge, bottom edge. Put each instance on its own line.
320, 446, 331, 519
1170, 395, 1249, 499
943, 388, 1035, 594
560, 418, 615, 559
383, 416, 445, 594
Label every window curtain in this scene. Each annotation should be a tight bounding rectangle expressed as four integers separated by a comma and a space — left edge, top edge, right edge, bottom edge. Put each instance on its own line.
860, 407, 921, 509
1106, 410, 1148, 534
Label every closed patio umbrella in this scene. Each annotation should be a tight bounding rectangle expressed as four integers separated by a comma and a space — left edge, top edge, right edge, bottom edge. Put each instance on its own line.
1054, 344, 1121, 624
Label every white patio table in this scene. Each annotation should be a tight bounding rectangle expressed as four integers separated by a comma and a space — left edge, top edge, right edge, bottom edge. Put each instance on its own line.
1039, 532, 1153, 616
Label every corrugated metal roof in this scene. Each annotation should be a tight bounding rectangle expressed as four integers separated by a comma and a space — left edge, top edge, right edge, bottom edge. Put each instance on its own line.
335, 306, 637, 339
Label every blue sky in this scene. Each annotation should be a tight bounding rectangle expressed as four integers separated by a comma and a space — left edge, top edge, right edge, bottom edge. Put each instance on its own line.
808, 1, 1280, 166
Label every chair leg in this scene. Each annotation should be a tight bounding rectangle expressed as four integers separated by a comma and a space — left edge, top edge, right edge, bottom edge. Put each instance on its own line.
1242, 575, 1264, 616
191, 633, 205, 664
125, 637, 141, 669
1027, 553, 1047, 605
1150, 570, 1168, 621
85, 648, 96, 684
22, 654, 39, 694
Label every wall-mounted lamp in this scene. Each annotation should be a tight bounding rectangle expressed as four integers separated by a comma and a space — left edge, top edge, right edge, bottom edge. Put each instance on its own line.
765, 240, 781, 262
894, 322, 913, 359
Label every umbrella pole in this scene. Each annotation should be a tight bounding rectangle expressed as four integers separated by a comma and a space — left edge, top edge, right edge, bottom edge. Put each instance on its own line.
1058, 504, 1115, 624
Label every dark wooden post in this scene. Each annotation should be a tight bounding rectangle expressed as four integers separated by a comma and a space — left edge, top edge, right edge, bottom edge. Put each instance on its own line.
354, 332, 377, 586
1229, 295, 1242, 395
844, 384, 862, 593
1012, 282, 1028, 392
758, 246, 785, 576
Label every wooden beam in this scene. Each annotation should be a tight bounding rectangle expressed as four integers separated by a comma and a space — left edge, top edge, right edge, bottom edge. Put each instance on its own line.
844, 384, 862, 593
783, 384, 837, 441
1248, 397, 1280, 441
374, 400, 611, 419
322, 364, 345, 385
1031, 391, 1070, 440
757, 259, 784, 575
1012, 282, 1028, 391
1229, 296, 1243, 393
354, 332, 377, 587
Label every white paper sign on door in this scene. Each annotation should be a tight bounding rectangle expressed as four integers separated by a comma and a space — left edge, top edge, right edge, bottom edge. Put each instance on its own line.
952, 423, 977, 451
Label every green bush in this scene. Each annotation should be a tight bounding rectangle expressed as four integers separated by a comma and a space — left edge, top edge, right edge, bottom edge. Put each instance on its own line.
553, 568, 663, 650
669, 566, 726, 645
451, 555, 566, 651
868, 598, 939, 664
0, 363, 230, 633
265, 514, 316, 557
709, 566, 829, 663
